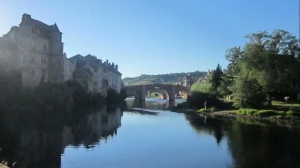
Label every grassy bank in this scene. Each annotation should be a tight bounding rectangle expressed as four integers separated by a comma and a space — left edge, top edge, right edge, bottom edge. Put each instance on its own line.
172, 100, 300, 126
237, 108, 300, 119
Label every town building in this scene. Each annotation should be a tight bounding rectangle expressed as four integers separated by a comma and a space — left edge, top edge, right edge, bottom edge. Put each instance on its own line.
70, 55, 122, 96
0, 13, 75, 87
0, 14, 122, 96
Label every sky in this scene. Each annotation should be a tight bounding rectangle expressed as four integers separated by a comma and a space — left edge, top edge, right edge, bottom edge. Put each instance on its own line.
0, 0, 299, 78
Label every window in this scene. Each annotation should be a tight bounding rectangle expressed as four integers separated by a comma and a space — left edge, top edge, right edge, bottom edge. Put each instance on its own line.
31, 42, 36, 51
43, 42, 47, 51
32, 70, 35, 76
20, 54, 24, 61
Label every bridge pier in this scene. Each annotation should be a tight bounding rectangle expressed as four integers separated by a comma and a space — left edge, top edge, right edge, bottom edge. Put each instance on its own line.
168, 85, 176, 102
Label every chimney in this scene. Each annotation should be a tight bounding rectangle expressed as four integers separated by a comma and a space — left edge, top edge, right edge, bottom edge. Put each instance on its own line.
115, 65, 118, 71
22, 13, 31, 23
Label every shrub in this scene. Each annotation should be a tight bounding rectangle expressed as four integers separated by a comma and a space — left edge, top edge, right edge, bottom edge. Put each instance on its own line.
106, 88, 120, 104
198, 107, 217, 112
286, 110, 300, 119
232, 77, 267, 109
119, 88, 128, 100
187, 91, 224, 109
254, 110, 277, 117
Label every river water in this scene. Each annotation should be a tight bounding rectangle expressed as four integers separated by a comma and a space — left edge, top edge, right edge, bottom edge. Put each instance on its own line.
0, 98, 299, 168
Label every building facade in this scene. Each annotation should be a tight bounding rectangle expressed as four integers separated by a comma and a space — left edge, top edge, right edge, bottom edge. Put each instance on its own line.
0, 14, 122, 95
70, 55, 122, 96
0, 13, 75, 87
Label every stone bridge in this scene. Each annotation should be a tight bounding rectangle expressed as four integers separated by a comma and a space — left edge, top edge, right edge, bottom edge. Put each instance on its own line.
125, 84, 189, 101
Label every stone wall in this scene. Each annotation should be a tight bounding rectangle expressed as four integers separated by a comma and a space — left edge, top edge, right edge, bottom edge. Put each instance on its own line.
63, 54, 75, 81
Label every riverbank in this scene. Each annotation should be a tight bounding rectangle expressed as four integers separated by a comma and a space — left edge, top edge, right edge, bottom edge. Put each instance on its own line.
172, 108, 300, 128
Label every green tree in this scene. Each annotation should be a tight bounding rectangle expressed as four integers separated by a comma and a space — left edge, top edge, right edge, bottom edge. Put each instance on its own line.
208, 64, 224, 95
191, 81, 212, 93
226, 29, 300, 107
232, 75, 266, 108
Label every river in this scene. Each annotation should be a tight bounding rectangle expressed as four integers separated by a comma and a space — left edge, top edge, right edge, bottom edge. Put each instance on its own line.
0, 98, 299, 168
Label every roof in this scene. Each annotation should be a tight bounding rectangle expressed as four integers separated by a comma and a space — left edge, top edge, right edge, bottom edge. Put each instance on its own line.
21, 14, 61, 35
69, 54, 122, 75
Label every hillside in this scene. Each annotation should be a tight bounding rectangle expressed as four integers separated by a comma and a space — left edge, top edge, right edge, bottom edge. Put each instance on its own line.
122, 71, 207, 86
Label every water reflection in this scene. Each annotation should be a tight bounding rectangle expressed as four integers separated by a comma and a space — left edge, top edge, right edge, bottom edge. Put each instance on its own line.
125, 98, 184, 110
185, 114, 300, 168
0, 106, 122, 168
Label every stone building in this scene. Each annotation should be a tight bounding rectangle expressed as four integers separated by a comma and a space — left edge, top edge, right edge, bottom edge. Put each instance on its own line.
0, 13, 75, 87
102, 60, 122, 95
70, 55, 122, 96
1, 14, 122, 97
0, 37, 20, 72
182, 74, 194, 88
70, 54, 102, 93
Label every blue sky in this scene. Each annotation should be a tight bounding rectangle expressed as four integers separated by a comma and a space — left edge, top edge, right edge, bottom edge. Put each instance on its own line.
0, 0, 299, 78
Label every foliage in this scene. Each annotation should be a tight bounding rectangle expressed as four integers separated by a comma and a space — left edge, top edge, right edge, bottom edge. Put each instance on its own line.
0, 70, 105, 111
122, 71, 207, 85
119, 88, 128, 100
190, 81, 212, 93
226, 29, 300, 108
149, 92, 160, 98
106, 88, 120, 104
237, 108, 300, 119
198, 107, 217, 112
217, 76, 233, 97
208, 64, 223, 92
232, 76, 267, 108
187, 92, 224, 109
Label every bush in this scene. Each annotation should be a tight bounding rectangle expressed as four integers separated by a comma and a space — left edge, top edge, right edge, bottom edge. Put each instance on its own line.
237, 109, 257, 115
232, 77, 267, 109
237, 108, 300, 119
198, 107, 217, 112
187, 91, 224, 109
119, 88, 128, 100
254, 110, 277, 117
106, 88, 120, 104
286, 110, 300, 119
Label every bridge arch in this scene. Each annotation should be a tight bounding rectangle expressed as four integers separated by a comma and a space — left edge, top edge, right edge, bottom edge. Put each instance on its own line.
147, 89, 169, 99
125, 84, 189, 101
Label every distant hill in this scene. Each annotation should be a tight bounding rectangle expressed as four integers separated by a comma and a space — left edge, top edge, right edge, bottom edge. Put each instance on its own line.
122, 71, 207, 86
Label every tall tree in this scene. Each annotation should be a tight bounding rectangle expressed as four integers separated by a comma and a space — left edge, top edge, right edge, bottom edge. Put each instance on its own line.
209, 64, 223, 94
227, 29, 300, 107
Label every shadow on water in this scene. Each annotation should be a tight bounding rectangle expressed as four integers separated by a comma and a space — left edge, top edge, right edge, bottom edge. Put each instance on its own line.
185, 114, 300, 168
0, 104, 123, 168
